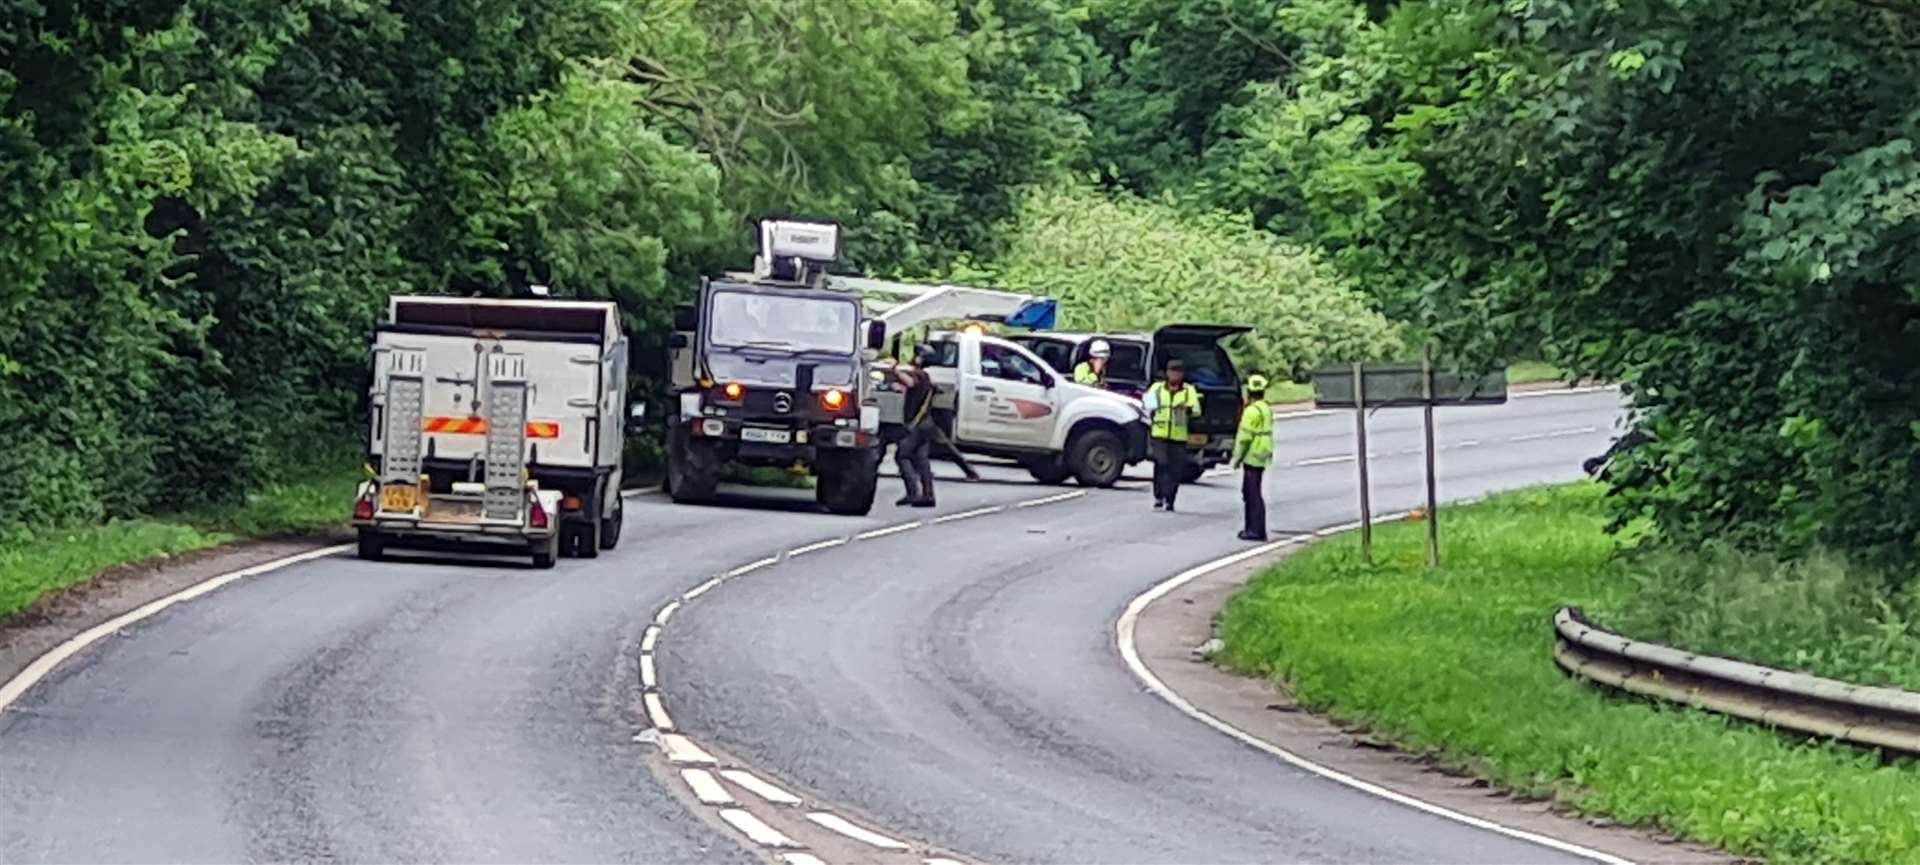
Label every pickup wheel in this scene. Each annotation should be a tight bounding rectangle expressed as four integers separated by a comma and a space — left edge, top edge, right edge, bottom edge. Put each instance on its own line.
1023, 456, 1072, 485
1181, 461, 1205, 484
1068, 429, 1126, 488
666, 426, 719, 504
356, 529, 386, 562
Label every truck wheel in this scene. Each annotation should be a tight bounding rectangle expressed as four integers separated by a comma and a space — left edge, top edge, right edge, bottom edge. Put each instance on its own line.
1068, 430, 1126, 488
532, 533, 559, 569
600, 496, 623, 550
666, 427, 719, 504
1023, 456, 1072, 485
1181, 461, 1205, 484
817, 451, 879, 516
356, 529, 385, 562
569, 519, 601, 559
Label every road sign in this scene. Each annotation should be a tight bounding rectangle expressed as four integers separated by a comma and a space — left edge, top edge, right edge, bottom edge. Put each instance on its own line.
1309, 364, 1506, 409
1309, 355, 1511, 567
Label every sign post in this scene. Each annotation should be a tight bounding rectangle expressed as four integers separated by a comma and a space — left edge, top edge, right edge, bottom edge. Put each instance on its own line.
1311, 358, 1507, 567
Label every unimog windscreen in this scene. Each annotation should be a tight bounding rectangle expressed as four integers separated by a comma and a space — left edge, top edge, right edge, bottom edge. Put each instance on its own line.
707, 287, 860, 355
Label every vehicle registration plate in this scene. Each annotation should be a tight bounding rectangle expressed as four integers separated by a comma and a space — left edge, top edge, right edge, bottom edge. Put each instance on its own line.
1188, 433, 1209, 446
380, 484, 419, 512
740, 427, 792, 444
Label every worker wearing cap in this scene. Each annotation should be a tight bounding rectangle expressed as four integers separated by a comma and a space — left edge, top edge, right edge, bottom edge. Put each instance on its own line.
892, 344, 940, 508
1232, 374, 1274, 541
1074, 340, 1111, 388
1144, 359, 1203, 511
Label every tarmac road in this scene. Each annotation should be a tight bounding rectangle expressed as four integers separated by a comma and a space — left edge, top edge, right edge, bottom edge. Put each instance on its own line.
0, 389, 1623, 863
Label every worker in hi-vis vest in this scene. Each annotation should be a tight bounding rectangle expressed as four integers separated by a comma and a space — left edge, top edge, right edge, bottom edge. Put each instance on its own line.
1231, 374, 1274, 541
1073, 339, 1111, 387
1143, 358, 1203, 511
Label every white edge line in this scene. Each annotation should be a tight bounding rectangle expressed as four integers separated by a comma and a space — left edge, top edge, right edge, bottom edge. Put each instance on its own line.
682, 575, 724, 601
640, 625, 660, 653
0, 543, 353, 713
727, 555, 782, 577
932, 505, 1003, 524
640, 654, 658, 690
654, 600, 681, 626
782, 854, 829, 865
644, 692, 675, 730
720, 769, 804, 806
1295, 455, 1354, 467
1015, 490, 1084, 509
719, 808, 799, 848
1114, 534, 1634, 865
805, 811, 911, 850
856, 521, 922, 541
787, 537, 849, 557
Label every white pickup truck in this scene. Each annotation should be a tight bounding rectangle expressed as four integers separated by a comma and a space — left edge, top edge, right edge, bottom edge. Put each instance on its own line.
880, 331, 1149, 486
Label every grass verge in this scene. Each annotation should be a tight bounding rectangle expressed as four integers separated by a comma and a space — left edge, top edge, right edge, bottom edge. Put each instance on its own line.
0, 459, 360, 621
1216, 483, 1920, 863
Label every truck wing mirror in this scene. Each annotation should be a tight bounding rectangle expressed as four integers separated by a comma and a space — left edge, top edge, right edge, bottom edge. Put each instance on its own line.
672, 304, 697, 332
668, 333, 689, 349
864, 319, 887, 352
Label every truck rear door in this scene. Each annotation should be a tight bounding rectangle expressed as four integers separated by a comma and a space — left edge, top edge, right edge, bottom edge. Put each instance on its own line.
1151, 324, 1252, 439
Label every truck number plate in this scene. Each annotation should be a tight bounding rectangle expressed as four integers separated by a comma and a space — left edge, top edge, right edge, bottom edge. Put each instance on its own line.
380, 484, 420, 513
1188, 433, 1209, 446
740, 427, 792, 444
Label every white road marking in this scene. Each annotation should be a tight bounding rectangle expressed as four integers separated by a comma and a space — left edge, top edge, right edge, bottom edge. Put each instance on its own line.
1509, 426, 1598, 443
640, 625, 660, 653
721, 769, 805, 806
856, 521, 922, 541
788, 537, 848, 557
1295, 454, 1354, 466
640, 654, 658, 690
720, 808, 799, 848
679, 768, 735, 805
1015, 490, 1084, 508
644, 693, 675, 730
0, 544, 352, 715
925, 859, 967, 865
683, 575, 723, 601
654, 601, 681, 626
805, 812, 912, 850
932, 505, 1002, 524
782, 855, 829, 865
1511, 384, 1618, 399
1115, 538, 1634, 865
727, 555, 782, 577
659, 733, 715, 765
1454, 439, 1482, 448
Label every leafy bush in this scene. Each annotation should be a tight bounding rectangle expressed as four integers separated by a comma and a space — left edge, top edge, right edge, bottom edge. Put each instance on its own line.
955, 186, 1403, 379
1217, 484, 1920, 863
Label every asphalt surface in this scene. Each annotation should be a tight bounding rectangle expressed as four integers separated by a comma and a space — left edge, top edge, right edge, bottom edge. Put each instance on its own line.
0, 389, 1624, 863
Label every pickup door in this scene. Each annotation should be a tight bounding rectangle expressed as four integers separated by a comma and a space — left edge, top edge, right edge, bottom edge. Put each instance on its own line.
955, 337, 1060, 449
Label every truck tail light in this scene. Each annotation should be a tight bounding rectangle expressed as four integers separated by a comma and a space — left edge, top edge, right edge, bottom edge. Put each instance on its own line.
562, 496, 582, 512
528, 498, 549, 529
353, 497, 375, 520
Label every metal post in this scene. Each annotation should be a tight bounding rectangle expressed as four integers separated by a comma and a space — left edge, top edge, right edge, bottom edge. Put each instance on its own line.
1353, 362, 1372, 565
1422, 345, 1439, 568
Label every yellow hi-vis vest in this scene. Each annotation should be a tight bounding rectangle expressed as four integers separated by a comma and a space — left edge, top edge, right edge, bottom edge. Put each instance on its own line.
1145, 381, 1202, 441
1073, 361, 1103, 387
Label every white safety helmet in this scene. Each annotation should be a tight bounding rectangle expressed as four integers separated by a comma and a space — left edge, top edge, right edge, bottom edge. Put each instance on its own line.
1088, 339, 1112, 359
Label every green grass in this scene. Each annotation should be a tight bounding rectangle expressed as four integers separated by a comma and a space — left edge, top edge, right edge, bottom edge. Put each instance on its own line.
1217, 484, 1920, 864
0, 460, 360, 621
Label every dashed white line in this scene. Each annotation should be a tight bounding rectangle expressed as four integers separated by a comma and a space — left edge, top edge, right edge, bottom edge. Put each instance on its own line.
640, 654, 658, 690
805, 812, 912, 850
679, 768, 736, 805
654, 601, 681, 626
1295, 454, 1355, 466
925, 859, 967, 865
788, 537, 848, 557
727, 556, 782, 577
856, 521, 923, 541
720, 808, 799, 848
1454, 439, 1482, 448
644, 693, 675, 730
640, 625, 660, 653
932, 505, 1003, 524
659, 733, 715, 765
683, 575, 723, 601
1509, 426, 1598, 443
721, 769, 804, 806
782, 854, 829, 865
1015, 490, 1085, 508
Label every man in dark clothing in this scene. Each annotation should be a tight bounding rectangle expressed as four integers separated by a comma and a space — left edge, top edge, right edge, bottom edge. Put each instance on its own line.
893, 346, 939, 507
1145, 359, 1202, 512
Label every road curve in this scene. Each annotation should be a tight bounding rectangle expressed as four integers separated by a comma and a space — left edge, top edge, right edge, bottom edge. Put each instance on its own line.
660, 390, 1625, 864
0, 389, 1623, 863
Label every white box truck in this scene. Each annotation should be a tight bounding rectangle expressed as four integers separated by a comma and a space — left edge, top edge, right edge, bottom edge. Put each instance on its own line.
350, 296, 635, 568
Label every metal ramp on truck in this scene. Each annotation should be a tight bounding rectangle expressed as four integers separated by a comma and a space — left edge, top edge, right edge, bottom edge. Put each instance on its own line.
826, 276, 1057, 335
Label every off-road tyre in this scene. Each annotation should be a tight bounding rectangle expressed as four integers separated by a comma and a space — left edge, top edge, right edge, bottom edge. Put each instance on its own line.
1181, 461, 1206, 484
666, 426, 719, 504
1024, 456, 1072, 485
1067, 429, 1127, 488
356, 529, 386, 562
816, 450, 879, 516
